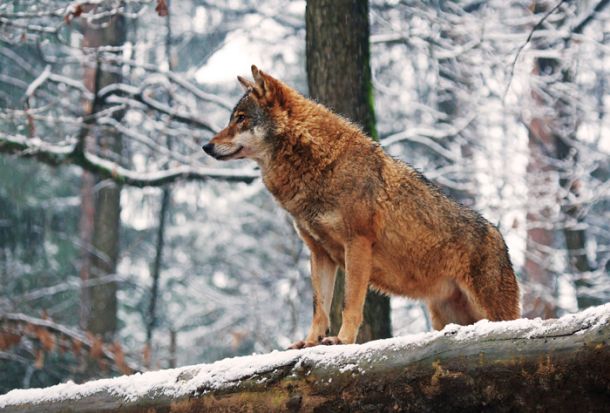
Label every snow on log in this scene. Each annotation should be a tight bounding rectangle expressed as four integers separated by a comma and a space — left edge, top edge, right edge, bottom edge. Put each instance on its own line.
1, 304, 609, 412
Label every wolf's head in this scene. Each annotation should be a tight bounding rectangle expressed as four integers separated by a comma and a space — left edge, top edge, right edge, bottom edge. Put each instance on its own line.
202, 65, 285, 163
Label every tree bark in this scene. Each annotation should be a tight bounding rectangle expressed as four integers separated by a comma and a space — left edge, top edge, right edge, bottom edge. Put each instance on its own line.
80, 13, 127, 339
2, 305, 608, 412
146, 0, 174, 364
523, 1, 561, 319
523, 1, 599, 317
305, 0, 391, 343
524, 102, 558, 318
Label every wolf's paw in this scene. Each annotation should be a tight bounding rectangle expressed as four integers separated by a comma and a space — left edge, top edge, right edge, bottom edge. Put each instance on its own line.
320, 336, 342, 345
287, 340, 319, 350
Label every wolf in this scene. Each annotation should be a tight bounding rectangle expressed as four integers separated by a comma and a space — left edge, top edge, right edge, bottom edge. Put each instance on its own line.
203, 65, 520, 348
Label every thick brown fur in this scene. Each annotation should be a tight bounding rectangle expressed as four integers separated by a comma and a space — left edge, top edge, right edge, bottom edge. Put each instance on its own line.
203, 65, 521, 348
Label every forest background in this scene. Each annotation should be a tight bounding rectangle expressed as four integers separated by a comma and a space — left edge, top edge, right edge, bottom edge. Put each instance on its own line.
0, 0, 608, 393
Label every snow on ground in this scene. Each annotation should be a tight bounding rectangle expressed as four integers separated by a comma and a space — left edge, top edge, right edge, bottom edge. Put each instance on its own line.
1, 303, 608, 408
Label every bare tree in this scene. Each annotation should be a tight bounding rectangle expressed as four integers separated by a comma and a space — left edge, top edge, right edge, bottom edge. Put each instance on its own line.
78, 10, 127, 339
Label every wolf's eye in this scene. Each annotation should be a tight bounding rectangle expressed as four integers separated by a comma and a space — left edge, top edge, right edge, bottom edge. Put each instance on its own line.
236, 114, 246, 123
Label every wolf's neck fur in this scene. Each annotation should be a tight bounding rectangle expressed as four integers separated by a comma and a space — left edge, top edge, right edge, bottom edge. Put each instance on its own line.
259, 85, 364, 217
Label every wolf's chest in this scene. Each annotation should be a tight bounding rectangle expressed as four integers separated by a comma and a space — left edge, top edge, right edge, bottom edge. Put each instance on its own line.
295, 210, 346, 263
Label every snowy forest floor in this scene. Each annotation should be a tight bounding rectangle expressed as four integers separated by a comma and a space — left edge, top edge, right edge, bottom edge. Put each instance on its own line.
1, 303, 609, 412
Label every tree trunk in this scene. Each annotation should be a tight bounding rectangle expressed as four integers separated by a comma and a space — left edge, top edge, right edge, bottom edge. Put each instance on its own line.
80, 13, 126, 339
145, 187, 170, 360
2, 305, 608, 412
305, 0, 391, 343
524, 1, 598, 316
145, 0, 174, 364
524, 99, 558, 318
523, 1, 561, 319
551, 63, 597, 309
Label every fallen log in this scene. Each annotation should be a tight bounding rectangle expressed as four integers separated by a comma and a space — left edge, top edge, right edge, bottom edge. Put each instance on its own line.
1, 304, 609, 412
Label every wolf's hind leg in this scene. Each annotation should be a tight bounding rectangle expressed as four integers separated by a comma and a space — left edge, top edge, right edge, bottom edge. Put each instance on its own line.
427, 282, 484, 330
462, 231, 521, 322
464, 264, 521, 322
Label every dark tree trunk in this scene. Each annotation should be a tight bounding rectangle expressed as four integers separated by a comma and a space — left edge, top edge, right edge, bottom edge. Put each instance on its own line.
80, 13, 127, 339
79, 170, 95, 330
145, 0, 174, 362
145, 187, 170, 356
305, 0, 391, 343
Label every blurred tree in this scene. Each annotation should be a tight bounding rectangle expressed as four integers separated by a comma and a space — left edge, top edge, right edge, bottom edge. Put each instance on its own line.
306, 0, 392, 342
79, 11, 126, 339
558, 1, 605, 310
523, 0, 608, 317
524, 23, 559, 317
146, 0, 174, 365
434, 4, 476, 207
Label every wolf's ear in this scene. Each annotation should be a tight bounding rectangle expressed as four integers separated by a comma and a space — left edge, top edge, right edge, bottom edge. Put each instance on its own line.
249, 65, 284, 107
237, 75, 255, 92
250, 65, 268, 98
251, 65, 263, 84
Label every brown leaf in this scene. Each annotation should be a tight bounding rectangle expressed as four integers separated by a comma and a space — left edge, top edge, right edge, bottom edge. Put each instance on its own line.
142, 344, 151, 369
0, 332, 21, 350
111, 341, 131, 374
230, 330, 247, 351
88, 333, 104, 359
155, 0, 169, 17
34, 349, 45, 369
24, 322, 36, 335
58, 339, 68, 354
98, 357, 108, 372
64, 3, 84, 25
72, 337, 83, 356
36, 327, 55, 351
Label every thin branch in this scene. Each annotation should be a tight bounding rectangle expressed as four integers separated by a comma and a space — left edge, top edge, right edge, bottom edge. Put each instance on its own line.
380, 114, 476, 161
1, 274, 125, 308
504, 0, 568, 99
24, 65, 51, 101
572, 0, 610, 34
97, 83, 218, 132
0, 16, 58, 34
100, 53, 234, 111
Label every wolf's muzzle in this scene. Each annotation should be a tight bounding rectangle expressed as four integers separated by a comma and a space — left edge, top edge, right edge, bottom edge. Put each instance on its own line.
202, 143, 214, 155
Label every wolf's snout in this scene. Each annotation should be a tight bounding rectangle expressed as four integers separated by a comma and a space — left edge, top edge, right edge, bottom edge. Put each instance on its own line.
202, 143, 214, 155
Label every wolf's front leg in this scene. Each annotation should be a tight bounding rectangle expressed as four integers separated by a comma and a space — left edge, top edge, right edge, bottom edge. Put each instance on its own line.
322, 236, 372, 345
288, 245, 337, 349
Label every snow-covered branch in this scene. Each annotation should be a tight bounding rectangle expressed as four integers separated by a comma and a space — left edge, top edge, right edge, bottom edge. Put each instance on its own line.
0, 133, 258, 187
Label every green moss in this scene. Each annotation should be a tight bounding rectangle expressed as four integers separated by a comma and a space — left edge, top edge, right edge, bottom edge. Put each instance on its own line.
363, 12, 378, 142
364, 61, 378, 142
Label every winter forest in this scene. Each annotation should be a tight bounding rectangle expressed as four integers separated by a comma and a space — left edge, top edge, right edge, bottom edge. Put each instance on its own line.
0, 0, 609, 401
